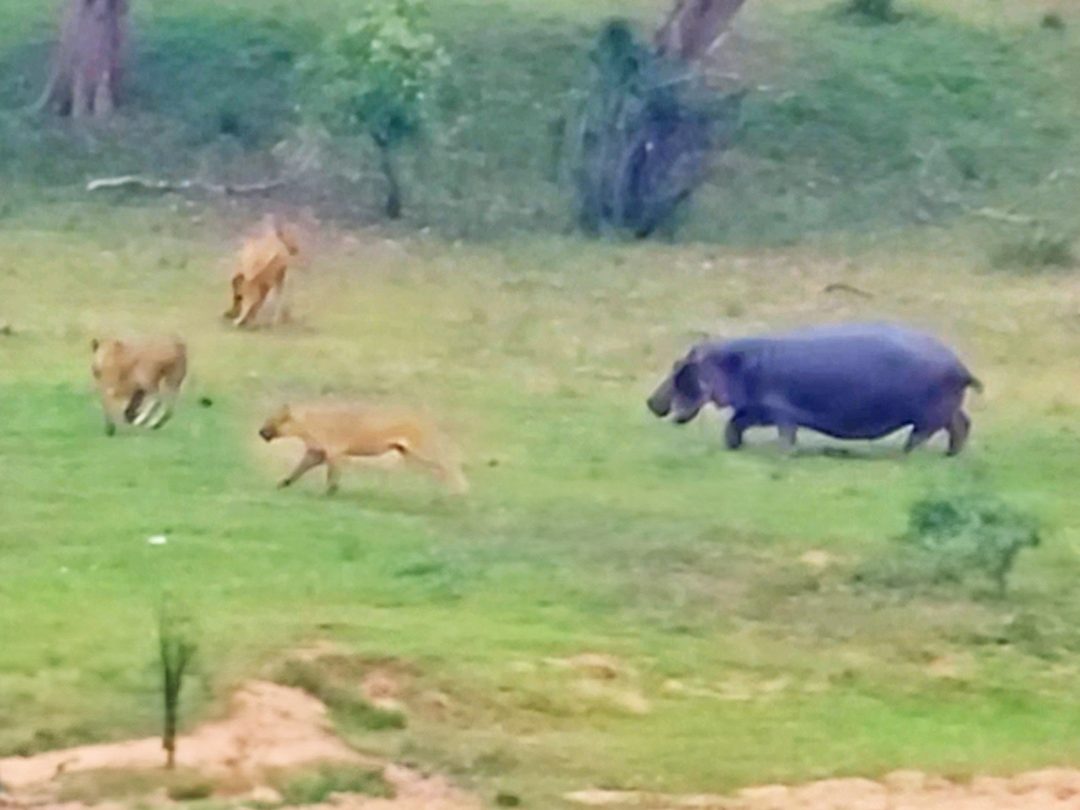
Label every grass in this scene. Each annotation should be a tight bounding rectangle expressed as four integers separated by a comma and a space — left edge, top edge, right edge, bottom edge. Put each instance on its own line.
2, 215, 1080, 805
57, 768, 214, 803
0, 0, 1079, 807
271, 765, 390, 804
273, 657, 407, 732
990, 230, 1077, 272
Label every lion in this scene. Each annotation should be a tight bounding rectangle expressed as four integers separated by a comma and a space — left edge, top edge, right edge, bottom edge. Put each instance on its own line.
90, 336, 188, 434
257, 402, 469, 496
224, 214, 301, 328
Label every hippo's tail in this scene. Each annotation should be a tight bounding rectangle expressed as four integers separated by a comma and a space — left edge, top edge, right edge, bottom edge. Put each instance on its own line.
965, 373, 984, 394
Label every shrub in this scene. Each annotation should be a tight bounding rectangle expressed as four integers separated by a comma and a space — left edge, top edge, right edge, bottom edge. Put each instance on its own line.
902, 494, 1041, 595
854, 493, 1041, 597
844, 0, 901, 24
298, 0, 448, 218
991, 230, 1076, 272
564, 20, 742, 238
158, 597, 197, 769
1041, 13, 1066, 31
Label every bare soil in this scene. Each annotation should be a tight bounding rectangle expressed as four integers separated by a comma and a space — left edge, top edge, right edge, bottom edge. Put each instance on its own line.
566, 769, 1080, 809
5, 678, 1080, 810
0, 680, 478, 810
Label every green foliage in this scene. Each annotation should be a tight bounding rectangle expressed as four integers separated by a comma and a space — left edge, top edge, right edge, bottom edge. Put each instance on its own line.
990, 229, 1076, 272
565, 19, 741, 237
159, 597, 198, 769
297, 0, 447, 217
844, 0, 900, 24
299, 0, 447, 148
0, 1, 1074, 241
1041, 13, 1066, 32
901, 494, 1041, 595
272, 765, 391, 804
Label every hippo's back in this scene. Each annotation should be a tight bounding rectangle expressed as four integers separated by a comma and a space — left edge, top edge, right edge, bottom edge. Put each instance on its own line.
724, 323, 972, 440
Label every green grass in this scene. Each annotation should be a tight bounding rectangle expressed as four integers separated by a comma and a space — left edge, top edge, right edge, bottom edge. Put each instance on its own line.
1, 0, 1080, 807
2, 213, 1080, 805
56, 768, 214, 803
271, 765, 390, 804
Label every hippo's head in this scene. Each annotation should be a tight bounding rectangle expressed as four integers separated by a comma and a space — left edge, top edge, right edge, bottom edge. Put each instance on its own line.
647, 347, 726, 425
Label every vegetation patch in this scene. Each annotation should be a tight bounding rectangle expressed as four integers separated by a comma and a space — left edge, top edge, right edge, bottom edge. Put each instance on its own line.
56, 767, 213, 804
271, 764, 392, 805
273, 657, 408, 732
856, 493, 1042, 597
990, 230, 1076, 272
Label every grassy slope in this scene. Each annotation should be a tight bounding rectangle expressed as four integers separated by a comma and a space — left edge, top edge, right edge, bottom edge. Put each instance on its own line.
1, 0, 1080, 807
0, 0, 1076, 241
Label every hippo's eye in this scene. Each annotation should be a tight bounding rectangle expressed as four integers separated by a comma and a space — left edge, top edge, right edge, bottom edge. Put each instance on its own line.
673, 363, 701, 398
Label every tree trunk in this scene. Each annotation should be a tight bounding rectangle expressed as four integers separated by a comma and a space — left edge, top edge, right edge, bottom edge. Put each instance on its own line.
655, 0, 747, 63
374, 137, 403, 220
38, 0, 128, 118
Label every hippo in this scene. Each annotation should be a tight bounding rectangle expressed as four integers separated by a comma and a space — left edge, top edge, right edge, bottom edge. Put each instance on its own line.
647, 322, 982, 455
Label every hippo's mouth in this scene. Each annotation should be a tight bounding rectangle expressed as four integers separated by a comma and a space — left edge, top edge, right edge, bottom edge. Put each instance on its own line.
671, 404, 704, 425
646, 397, 672, 418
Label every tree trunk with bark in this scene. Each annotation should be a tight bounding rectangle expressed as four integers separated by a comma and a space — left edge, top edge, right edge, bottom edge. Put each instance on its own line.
655, 0, 747, 63
567, 0, 749, 237
38, 0, 128, 118
374, 136, 403, 220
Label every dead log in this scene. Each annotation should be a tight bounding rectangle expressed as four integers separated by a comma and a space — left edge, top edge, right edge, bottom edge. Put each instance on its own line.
86, 176, 286, 195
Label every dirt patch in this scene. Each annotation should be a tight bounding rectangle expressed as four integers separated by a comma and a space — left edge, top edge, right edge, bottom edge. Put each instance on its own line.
566, 769, 1080, 808
0, 681, 478, 810
0, 681, 368, 791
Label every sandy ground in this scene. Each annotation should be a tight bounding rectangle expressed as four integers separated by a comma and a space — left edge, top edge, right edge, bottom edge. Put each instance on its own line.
0, 680, 479, 810
566, 770, 1080, 809
5, 677, 1080, 809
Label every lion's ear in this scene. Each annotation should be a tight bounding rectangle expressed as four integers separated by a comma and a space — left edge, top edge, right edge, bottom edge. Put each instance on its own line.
90, 338, 100, 352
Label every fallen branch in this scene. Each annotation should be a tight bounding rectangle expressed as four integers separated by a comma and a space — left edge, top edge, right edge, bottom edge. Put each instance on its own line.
970, 207, 1036, 226
823, 282, 873, 299
86, 175, 286, 196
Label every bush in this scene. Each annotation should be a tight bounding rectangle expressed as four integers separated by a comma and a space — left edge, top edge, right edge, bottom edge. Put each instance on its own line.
991, 230, 1076, 272
1041, 13, 1066, 31
844, 0, 901, 24
564, 20, 742, 238
901, 494, 1041, 595
855, 493, 1041, 596
298, 0, 449, 218
158, 598, 197, 769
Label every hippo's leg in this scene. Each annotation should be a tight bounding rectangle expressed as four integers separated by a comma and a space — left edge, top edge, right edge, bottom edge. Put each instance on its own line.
903, 423, 939, 454
946, 410, 971, 456
777, 422, 798, 454
724, 418, 744, 450
725, 409, 763, 451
